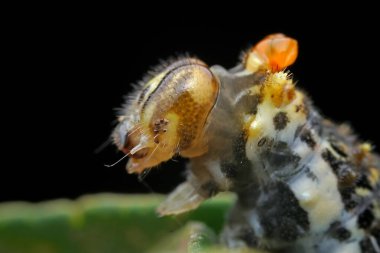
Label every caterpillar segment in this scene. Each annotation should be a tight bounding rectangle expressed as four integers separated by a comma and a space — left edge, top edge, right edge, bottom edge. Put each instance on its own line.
112, 34, 380, 253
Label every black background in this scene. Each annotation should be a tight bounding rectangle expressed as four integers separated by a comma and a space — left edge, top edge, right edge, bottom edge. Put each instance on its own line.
3, 8, 379, 202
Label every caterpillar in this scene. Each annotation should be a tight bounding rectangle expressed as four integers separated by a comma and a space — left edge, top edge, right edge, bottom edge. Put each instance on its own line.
112, 34, 380, 253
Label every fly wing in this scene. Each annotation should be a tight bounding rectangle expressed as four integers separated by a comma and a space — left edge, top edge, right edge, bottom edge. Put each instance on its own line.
157, 181, 206, 216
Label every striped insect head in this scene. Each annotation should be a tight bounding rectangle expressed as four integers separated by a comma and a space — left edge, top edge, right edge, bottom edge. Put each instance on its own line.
113, 58, 220, 174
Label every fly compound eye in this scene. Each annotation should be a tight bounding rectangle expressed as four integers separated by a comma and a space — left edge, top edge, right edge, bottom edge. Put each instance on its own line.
245, 33, 298, 72
114, 58, 220, 174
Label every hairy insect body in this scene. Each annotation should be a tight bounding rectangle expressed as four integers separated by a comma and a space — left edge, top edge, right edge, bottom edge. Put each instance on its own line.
113, 35, 380, 252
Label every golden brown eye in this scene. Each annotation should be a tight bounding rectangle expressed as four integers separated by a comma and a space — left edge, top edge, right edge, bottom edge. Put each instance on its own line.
113, 58, 220, 173
140, 59, 219, 157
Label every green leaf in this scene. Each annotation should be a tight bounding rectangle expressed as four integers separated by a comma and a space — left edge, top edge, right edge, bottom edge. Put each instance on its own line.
0, 193, 246, 253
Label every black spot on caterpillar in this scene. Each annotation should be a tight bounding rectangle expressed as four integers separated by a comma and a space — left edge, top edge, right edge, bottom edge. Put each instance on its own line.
273, 111, 289, 130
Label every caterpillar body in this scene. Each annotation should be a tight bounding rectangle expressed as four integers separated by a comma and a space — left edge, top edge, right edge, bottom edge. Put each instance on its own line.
112, 34, 380, 253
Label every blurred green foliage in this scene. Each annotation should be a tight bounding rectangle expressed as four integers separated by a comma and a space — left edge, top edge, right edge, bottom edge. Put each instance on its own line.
0, 193, 263, 253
